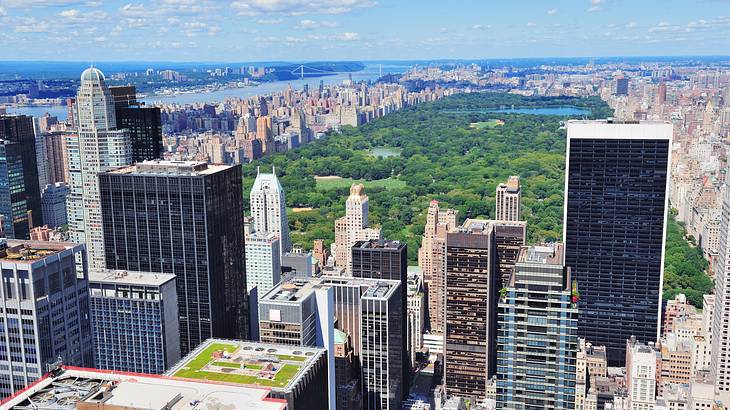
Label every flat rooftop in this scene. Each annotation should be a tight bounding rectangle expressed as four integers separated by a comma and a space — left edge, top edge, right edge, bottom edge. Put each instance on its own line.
566, 119, 673, 140
1, 366, 286, 410
353, 238, 405, 251
261, 275, 402, 303
106, 160, 232, 176
88, 269, 176, 287
518, 243, 564, 265
0, 240, 80, 263
166, 338, 325, 392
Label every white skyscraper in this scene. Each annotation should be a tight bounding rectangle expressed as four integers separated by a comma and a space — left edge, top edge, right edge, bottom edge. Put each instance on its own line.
626, 337, 658, 410
245, 232, 281, 297
712, 187, 730, 401
66, 67, 131, 268
249, 168, 291, 260
333, 184, 381, 273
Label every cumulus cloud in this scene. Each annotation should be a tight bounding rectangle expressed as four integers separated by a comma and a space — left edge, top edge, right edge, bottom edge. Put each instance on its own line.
547, 9, 557, 15
257, 18, 283, 24
296, 19, 338, 29
230, 0, 376, 16
14, 17, 50, 32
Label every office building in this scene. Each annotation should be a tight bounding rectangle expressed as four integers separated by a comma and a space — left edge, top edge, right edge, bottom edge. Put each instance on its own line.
66, 67, 131, 269
99, 160, 248, 354
418, 200, 458, 334
626, 337, 659, 409
0, 240, 94, 398
492, 220, 527, 287
495, 175, 521, 221
40, 182, 69, 228
258, 276, 336, 409
166, 339, 329, 410
249, 168, 292, 258
496, 244, 578, 410
564, 120, 672, 365
110, 85, 162, 163
42, 131, 67, 184
444, 219, 498, 401
0, 115, 42, 238
334, 184, 381, 273
1, 365, 289, 409
245, 231, 281, 297
616, 76, 629, 96
713, 188, 730, 398
89, 269, 180, 375
407, 273, 425, 367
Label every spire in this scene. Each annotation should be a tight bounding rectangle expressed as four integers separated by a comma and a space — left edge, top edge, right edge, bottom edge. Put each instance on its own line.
257, 166, 260, 176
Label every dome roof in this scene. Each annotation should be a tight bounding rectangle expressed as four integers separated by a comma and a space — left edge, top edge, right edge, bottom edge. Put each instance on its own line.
80, 67, 105, 82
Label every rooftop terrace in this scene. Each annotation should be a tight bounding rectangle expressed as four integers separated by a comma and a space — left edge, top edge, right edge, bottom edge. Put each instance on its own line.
0, 239, 80, 262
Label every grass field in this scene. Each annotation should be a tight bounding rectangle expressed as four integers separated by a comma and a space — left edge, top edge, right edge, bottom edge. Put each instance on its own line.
314, 175, 406, 190
212, 361, 240, 368
469, 119, 503, 129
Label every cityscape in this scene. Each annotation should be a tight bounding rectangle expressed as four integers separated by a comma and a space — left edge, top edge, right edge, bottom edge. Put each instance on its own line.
1, 1, 730, 410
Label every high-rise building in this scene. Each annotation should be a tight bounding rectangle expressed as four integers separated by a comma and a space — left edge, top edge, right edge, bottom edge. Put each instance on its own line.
99, 160, 248, 354
249, 168, 291, 258
616, 75, 629, 96
492, 220, 527, 287
40, 182, 69, 228
0, 240, 94, 398
564, 120, 672, 365
245, 231, 281, 297
0, 115, 43, 237
407, 273, 425, 368
89, 269, 180, 374
496, 244, 578, 410
626, 337, 659, 409
334, 184, 381, 273
495, 175, 521, 221
42, 131, 67, 184
713, 188, 730, 398
110, 85, 162, 163
444, 219, 498, 401
258, 276, 336, 409
418, 200, 458, 334
66, 67, 131, 269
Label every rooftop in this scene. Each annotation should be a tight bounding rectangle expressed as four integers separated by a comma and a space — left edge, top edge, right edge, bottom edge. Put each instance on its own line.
0, 239, 80, 263
518, 243, 564, 265
106, 160, 232, 176
1, 366, 286, 410
566, 119, 673, 140
353, 238, 405, 251
88, 269, 176, 287
165, 338, 325, 392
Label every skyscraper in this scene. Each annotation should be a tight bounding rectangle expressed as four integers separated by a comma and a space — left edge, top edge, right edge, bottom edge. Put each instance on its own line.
564, 120, 672, 365
444, 219, 498, 401
495, 175, 521, 221
0, 114, 42, 237
66, 67, 131, 269
42, 131, 67, 184
249, 168, 291, 257
99, 160, 248, 354
334, 184, 381, 273
616, 75, 629, 96
89, 269, 180, 374
496, 244, 578, 409
245, 231, 281, 296
40, 182, 69, 228
0, 240, 94, 398
712, 189, 730, 398
626, 337, 659, 409
110, 85, 163, 163
418, 200, 458, 334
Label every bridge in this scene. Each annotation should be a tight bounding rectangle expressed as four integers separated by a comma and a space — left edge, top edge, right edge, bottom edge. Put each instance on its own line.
287, 64, 384, 79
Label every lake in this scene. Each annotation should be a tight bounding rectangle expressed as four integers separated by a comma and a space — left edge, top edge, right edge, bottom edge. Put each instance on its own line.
368, 147, 402, 158
4, 63, 411, 120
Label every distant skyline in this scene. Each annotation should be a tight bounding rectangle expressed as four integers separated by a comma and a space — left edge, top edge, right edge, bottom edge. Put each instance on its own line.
0, 0, 730, 61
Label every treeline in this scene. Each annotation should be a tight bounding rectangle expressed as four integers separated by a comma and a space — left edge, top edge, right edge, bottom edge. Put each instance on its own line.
243, 92, 612, 262
663, 209, 713, 307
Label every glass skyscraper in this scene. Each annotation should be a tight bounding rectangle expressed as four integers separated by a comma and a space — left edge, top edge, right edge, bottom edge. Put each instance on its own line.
563, 120, 672, 365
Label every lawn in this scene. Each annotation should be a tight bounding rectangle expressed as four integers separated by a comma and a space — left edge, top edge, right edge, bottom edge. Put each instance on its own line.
469, 119, 503, 129
314, 175, 406, 190
276, 354, 307, 362
173, 364, 302, 388
212, 361, 240, 368
174, 342, 239, 378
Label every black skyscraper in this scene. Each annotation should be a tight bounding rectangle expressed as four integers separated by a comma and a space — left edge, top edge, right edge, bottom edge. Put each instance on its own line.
564, 120, 671, 365
110, 85, 162, 162
0, 115, 42, 236
99, 161, 248, 354
351, 239, 409, 402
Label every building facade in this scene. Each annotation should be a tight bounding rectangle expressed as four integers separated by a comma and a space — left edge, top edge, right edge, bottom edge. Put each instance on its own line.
89, 269, 180, 374
66, 67, 131, 269
110, 85, 163, 163
99, 160, 248, 354
0, 240, 94, 398
249, 169, 292, 259
407, 273, 425, 368
564, 120, 672, 365
40, 182, 69, 229
333, 184, 381, 273
495, 175, 521, 221
496, 244, 578, 410
244, 231, 281, 297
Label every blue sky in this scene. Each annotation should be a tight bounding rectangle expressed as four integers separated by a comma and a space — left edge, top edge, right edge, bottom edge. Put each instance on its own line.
0, 0, 729, 61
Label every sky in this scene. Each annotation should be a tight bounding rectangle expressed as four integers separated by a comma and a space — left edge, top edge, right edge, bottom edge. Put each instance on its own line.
1, 0, 730, 62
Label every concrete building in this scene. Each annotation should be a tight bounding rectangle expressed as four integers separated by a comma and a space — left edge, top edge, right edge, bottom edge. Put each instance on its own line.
496, 244, 578, 410
564, 120, 672, 365
417, 200, 458, 335
333, 184, 381, 273
40, 182, 69, 228
495, 175, 521, 221
89, 269, 180, 375
407, 273, 425, 368
257, 276, 336, 409
166, 338, 330, 410
0, 240, 94, 398
41, 131, 67, 184
245, 231, 281, 297
99, 160, 248, 354
249, 169, 292, 260
66, 67, 131, 269
626, 337, 659, 409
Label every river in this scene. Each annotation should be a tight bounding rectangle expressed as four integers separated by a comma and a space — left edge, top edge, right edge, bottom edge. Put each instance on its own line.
3, 63, 410, 121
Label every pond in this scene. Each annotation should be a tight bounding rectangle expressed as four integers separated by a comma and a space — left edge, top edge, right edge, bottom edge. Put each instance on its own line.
368, 147, 402, 158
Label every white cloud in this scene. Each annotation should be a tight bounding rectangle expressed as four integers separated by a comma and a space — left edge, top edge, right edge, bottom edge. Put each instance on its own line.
624, 21, 637, 29
14, 17, 50, 32
526, 22, 537, 27
230, 0, 376, 16
336, 31, 359, 41
2, 0, 96, 7
95, 36, 107, 42
547, 9, 557, 15
257, 18, 283, 24
0, 7, 6, 16
296, 19, 338, 29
